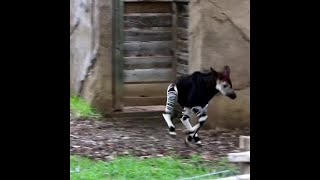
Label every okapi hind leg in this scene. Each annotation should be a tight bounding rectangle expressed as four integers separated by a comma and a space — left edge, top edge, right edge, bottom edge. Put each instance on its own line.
180, 108, 194, 133
184, 104, 209, 146
162, 83, 178, 137
185, 133, 202, 147
180, 107, 204, 146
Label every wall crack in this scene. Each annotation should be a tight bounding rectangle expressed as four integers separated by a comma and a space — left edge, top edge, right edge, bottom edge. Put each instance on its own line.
70, 18, 80, 37
208, 0, 249, 42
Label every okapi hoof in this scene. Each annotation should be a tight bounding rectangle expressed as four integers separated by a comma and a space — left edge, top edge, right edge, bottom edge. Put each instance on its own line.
168, 131, 177, 138
184, 135, 193, 146
195, 141, 204, 147
194, 136, 203, 147
168, 126, 176, 138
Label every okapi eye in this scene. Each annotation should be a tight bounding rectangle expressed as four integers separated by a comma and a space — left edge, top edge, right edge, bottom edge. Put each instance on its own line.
223, 84, 228, 88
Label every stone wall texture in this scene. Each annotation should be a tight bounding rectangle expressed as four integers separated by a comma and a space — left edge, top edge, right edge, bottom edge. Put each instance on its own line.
70, 0, 113, 114
189, 0, 250, 129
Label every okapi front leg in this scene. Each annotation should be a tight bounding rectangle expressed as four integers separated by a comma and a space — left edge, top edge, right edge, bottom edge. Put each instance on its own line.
162, 83, 178, 136
180, 108, 194, 133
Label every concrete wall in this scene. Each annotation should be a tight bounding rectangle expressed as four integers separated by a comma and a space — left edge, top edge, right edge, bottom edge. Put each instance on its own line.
70, 0, 113, 114
189, 0, 250, 129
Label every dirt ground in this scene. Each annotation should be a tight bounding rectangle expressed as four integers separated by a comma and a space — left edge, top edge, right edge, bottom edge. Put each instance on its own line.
70, 114, 250, 162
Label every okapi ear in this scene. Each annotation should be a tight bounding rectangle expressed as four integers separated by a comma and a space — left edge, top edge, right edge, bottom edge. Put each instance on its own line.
210, 67, 218, 76
210, 67, 215, 72
222, 65, 231, 77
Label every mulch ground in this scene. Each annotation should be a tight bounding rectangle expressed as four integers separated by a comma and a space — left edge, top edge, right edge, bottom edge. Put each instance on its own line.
70, 114, 250, 161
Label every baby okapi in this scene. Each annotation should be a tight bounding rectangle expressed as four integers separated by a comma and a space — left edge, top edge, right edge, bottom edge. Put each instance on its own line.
162, 66, 237, 146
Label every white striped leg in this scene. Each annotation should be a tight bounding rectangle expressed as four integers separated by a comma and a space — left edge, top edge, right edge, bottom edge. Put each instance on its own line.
181, 107, 202, 145
180, 108, 194, 132
162, 83, 178, 136
189, 105, 209, 146
162, 113, 176, 136
185, 133, 202, 146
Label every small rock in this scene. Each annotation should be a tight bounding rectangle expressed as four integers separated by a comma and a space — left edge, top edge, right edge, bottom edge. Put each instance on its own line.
140, 155, 151, 159
98, 141, 104, 145
123, 151, 129, 155
105, 155, 114, 161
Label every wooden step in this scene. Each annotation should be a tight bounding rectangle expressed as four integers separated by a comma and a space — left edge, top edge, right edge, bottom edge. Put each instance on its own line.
124, 96, 167, 106
123, 41, 173, 57
124, 56, 173, 70
108, 105, 165, 118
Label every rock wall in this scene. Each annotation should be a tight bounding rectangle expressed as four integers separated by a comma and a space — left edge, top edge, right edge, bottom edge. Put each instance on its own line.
189, 0, 250, 129
70, 0, 94, 94
70, 0, 113, 114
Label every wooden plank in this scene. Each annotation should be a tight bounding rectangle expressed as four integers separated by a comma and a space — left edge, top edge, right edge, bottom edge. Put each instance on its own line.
177, 51, 188, 61
239, 136, 250, 151
124, 13, 172, 16
177, 39, 188, 52
177, 64, 188, 74
175, 0, 189, 2
177, 3, 189, 16
124, 83, 169, 97
177, 52, 188, 66
125, 2, 172, 13
124, 69, 174, 83
109, 105, 165, 119
177, 56, 188, 65
124, 56, 173, 70
172, 2, 178, 77
228, 151, 250, 163
177, 72, 187, 77
240, 163, 250, 174
124, 29, 172, 41
215, 174, 250, 180
124, 13, 172, 28
123, 41, 173, 56
239, 136, 250, 174
112, 0, 124, 110
177, 28, 188, 40
177, 16, 188, 28
124, 96, 167, 106
123, 106, 165, 112
125, 27, 172, 31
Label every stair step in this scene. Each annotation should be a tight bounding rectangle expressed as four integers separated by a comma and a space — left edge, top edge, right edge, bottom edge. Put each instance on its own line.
108, 105, 165, 118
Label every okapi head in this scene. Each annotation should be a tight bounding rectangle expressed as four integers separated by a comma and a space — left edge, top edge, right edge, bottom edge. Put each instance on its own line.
210, 66, 237, 99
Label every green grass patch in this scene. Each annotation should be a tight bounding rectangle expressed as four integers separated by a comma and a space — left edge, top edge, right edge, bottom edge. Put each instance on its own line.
70, 96, 102, 118
70, 155, 239, 180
